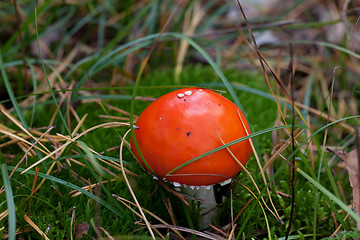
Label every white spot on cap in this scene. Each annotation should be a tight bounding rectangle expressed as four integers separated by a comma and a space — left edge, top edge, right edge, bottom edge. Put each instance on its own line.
184, 90, 192, 96
177, 93, 185, 98
173, 182, 181, 187
199, 89, 203, 92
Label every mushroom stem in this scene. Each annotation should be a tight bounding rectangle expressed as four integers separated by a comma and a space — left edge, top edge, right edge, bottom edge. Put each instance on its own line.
181, 185, 218, 229
180, 179, 231, 229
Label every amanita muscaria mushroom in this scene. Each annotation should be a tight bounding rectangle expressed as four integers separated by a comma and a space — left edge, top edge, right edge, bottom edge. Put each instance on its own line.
130, 87, 252, 186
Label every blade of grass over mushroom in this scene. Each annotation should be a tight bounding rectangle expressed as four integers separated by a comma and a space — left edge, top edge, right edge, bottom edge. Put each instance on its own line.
1, 163, 16, 240
165, 125, 293, 177
217, 132, 280, 223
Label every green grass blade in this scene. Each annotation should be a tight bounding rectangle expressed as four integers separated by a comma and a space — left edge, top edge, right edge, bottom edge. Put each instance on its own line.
237, 115, 359, 235
76, 145, 124, 215
2, 0, 53, 53
166, 124, 292, 176
54, 5, 105, 53
0, 52, 28, 129
7, 166, 123, 218
77, 141, 105, 177
297, 167, 360, 223
1, 163, 16, 240
289, 40, 360, 59
34, 6, 72, 137
26, 59, 37, 127
102, 3, 152, 53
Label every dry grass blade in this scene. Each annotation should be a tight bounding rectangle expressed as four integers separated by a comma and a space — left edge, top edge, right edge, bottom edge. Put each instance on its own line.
70, 207, 75, 240
162, 198, 176, 226
208, 224, 229, 238
235, 0, 309, 132
8, 126, 54, 180
157, 181, 189, 206
331, 213, 350, 237
149, 224, 226, 240
263, 129, 304, 170
277, 95, 356, 133
23, 214, 50, 240
0, 210, 8, 221
21, 122, 130, 174
238, 112, 281, 222
48, 82, 73, 128
216, 132, 278, 223
286, 43, 296, 240
227, 223, 237, 240
119, 129, 156, 239
113, 195, 185, 240
98, 227, 114, 240
0, 127, 48, 156
105, 104, 136, 118
16, 48, 79, 110
24, 167, 39, 203
70, 179, 117, 197
98, 115, 130, 121
232, 198, 253, 225
175, 1, 204, 82
1, 109, 51, 154
26, 113, 88, 194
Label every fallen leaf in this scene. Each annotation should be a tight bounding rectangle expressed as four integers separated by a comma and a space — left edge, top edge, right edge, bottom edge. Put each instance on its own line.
74, 222, 89, 239
343, 149, 360, 230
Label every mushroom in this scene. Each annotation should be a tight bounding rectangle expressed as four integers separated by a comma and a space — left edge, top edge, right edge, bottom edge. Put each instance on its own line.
130, 87, 252, 228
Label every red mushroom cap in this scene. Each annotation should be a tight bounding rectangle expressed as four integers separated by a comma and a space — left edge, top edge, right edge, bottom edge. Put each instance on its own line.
130, 87, 252, 186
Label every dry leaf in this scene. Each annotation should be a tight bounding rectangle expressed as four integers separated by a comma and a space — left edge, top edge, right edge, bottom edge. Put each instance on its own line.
343, 149, 360, 229
74, 222, 89, 239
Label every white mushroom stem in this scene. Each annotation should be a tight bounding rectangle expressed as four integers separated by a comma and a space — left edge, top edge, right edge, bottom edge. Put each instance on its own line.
179, 179, 232, 229
181, 185, 217, 229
